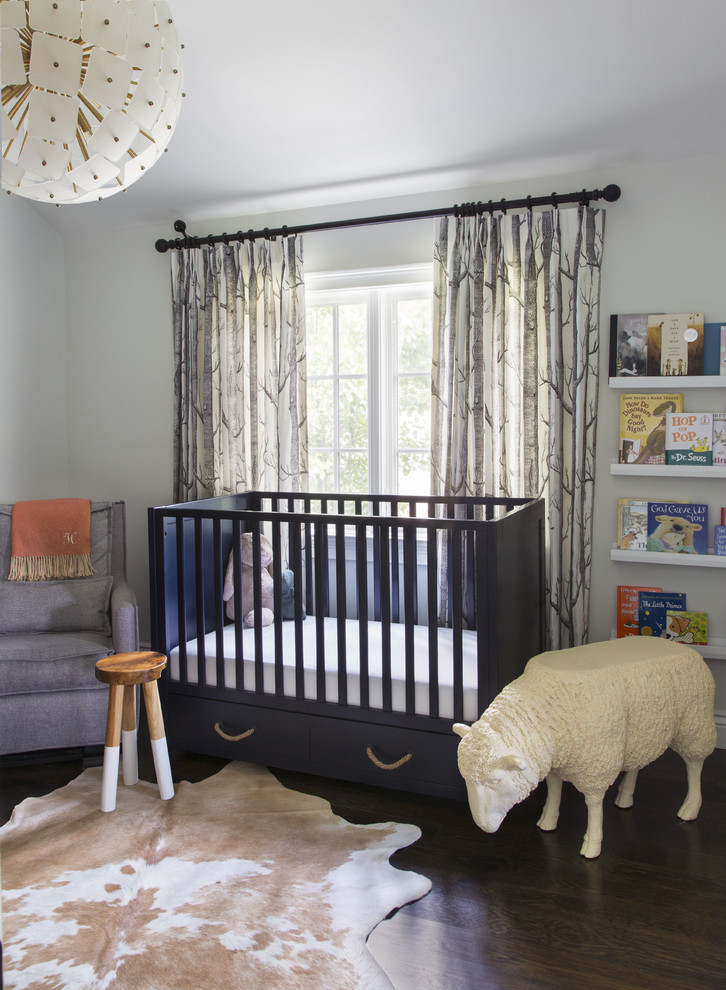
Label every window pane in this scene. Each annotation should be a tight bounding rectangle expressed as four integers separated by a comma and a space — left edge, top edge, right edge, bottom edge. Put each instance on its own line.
309, 452, 334, 493
338, 303, 367, 375
307, 305, 333, 376
339, 377, 368, 448
397, 376, 430, 449
397, 299, 432, 374
307, 379, 334, 447
339, 451, 369, 493
398, 451, 429, 496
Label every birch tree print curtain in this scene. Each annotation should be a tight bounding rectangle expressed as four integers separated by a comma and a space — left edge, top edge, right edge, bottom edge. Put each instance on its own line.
171, 236, 307, 501
431, 206, 605, 648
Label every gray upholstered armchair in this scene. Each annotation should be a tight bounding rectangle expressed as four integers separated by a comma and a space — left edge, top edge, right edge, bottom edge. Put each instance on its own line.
0, 501, 138, 756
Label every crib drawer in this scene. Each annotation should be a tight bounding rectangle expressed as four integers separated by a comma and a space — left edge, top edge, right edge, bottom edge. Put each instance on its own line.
310, 717, 460, 788
168, 695, 309, 762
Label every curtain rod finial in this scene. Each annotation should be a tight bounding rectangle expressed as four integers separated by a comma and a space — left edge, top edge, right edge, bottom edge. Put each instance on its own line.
602, 184, 621, 203
155, 239, 170, 253
173, 219, 187, 234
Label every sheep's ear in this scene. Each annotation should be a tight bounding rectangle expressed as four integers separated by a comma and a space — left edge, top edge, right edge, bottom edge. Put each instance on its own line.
452, 723, 471, 739
496, 754, 528, 772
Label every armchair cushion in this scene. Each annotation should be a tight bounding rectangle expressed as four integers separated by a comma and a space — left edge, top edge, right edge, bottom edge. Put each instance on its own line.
0, 631, 113, 694
0, 575, 113, 636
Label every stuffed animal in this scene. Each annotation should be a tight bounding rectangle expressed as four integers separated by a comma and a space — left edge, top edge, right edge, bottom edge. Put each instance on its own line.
223, 533, 274, 627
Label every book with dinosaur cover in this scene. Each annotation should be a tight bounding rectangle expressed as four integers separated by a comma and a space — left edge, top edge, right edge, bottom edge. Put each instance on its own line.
616, 584, 661, 637
638, 591, 686, 637
665, 411, 713, 466
618, 393, 683, 465
646, 313, 704, 377
646, 502, 708, 555
664, 610, 708, 645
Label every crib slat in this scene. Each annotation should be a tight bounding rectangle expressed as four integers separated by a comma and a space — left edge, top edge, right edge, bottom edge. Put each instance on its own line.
313, 520, 327, 703
271, 518, 284, 696
231, 518, 244, 691
390, 502, 400, 623
451, 529, 464, 722
289, 520, 305, 699
355, 520, 369, 709
212, 518, 226, 690
402, 525, 416, 715
335, 520, 347, 706
251, 528, 265, 694
475, 526, 494, 715
174, 518, 187, 686
379, 523, 392, 712
427, 526, 439, 719
193, 518, 207, 688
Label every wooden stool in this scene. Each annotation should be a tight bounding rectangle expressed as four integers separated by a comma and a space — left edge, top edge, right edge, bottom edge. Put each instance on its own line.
95, 651, 174, 813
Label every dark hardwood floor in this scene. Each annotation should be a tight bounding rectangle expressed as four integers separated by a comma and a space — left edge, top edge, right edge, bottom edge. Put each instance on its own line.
2, 744, 725, 990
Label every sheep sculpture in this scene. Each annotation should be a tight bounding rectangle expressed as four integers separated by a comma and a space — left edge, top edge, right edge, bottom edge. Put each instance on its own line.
454, 637, 716, 858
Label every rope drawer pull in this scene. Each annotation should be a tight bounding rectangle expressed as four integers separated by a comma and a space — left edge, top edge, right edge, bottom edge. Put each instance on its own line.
214, 722, 256, 742
365, 745, 413, 771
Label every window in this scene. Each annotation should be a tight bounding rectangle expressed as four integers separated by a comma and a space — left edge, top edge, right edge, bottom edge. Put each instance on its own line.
305, 266, 433, 495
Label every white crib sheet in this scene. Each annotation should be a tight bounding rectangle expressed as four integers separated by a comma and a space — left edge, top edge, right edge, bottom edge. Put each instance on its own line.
170, 616, 481, 721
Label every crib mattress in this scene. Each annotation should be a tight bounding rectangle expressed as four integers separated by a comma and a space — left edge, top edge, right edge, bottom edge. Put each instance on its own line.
170, 616, 481, 721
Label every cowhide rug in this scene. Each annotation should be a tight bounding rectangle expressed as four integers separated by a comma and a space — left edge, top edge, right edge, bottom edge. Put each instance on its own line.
0, 761, 431, 989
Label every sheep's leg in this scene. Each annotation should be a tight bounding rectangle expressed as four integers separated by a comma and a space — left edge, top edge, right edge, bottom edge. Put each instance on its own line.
615, 769, 639, 809
580, 791, 606, 859
537, 772, 562, 832
677, 758, 704, 821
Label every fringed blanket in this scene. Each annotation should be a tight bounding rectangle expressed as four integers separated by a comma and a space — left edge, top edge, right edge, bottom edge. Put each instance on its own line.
8, 498, 93, 581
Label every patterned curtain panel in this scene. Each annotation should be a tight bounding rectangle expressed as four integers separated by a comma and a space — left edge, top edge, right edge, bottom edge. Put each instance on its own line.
171, 236, 307, 502
431, 206, 606, 648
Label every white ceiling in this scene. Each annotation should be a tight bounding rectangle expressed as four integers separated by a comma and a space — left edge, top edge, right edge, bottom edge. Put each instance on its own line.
17, 0, 726, 239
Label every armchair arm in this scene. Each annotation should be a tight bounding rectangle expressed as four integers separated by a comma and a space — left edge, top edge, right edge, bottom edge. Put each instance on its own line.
111, 578, 139, 653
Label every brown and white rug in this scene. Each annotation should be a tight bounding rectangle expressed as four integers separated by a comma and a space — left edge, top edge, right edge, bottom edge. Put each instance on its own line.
1, 761, 431, 989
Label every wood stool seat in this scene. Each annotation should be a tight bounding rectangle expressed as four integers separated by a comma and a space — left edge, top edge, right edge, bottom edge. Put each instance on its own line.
95, 650, 174, 812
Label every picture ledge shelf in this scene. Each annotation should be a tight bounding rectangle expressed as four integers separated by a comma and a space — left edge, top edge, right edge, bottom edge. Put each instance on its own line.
610, 462, 726, 478
611, 547, 726, 568
609, 633, 726, 662
609, 376, 724, 388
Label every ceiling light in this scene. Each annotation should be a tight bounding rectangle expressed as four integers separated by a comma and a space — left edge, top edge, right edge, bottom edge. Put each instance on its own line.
1, 0, 183, 204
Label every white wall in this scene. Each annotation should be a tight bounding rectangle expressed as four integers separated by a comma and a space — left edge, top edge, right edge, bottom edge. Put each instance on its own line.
0, 193, 69, 500
56, 152, 726, 739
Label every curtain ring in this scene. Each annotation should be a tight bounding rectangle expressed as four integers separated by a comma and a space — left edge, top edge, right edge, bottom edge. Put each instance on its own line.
580, 188, 590, 207
453, 203, 460, 218
500, 198, 507, 215
236, 230, 244, 242
247, 228, 255, 242
487, 200, 494, 216
551, 192, 558, 208
221, 232, 229, 245
526, 195, 533, 214
281, 225, 289, 238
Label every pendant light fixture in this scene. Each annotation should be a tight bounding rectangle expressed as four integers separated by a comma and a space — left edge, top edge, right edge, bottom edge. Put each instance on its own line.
1, 0, 183, 204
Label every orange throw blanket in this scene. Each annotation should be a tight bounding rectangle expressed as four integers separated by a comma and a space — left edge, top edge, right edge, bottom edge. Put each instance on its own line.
8, 498, 93, 581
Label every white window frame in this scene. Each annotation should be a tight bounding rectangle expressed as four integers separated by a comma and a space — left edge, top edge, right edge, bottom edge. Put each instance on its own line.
305, 264, 433, 495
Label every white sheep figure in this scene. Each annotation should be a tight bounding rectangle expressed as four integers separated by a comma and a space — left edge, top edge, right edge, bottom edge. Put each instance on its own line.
453, 637, 716, 858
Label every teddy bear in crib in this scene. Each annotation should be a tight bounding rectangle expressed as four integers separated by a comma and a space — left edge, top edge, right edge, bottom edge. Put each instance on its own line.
223, 532, 275, 627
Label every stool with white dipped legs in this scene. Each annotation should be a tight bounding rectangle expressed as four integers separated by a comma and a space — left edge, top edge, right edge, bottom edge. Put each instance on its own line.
95, 651, 174, 813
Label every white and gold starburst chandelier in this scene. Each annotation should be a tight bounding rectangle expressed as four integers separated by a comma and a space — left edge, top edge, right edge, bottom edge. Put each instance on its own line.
0, 0, 183, 204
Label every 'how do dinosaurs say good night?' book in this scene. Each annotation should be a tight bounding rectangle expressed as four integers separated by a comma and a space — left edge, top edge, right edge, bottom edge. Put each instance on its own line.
618, 393, 683, 465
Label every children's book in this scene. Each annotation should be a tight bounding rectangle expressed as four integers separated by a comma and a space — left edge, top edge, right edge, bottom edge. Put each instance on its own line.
638, 591, 686, 637
703, 323, 725, 375
617, 498, 649, 549
610, 314, 649, 377
646, 502, 708, 554
618, 393, 683, 465
665, 411, 713, 466
721, 325, 726, 376
617, 584, 662, 637
664, 610, 708, 645
646, 313, 704, 377
713, 413, 726, 465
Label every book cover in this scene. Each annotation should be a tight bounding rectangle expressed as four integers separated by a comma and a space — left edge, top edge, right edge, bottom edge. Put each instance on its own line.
665, 411, 713, 466
646, 502, 708, 554
618, 498, 649, 550
610, 313, 649, 377
721, 325, 726, 375
618, 393, 683, 465
703, 323, 725, 375
617, 584, 661, 637
646, 313, 704, 376
713, 413, 726, 465
664, 610, 708, 645
638, 591, 686, 638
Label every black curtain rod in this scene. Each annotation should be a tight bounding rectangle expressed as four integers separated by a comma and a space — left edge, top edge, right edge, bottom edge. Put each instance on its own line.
154, 183, 621, 253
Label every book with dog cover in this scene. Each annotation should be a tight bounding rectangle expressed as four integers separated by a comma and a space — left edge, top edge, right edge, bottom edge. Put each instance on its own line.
646, 502, 708, 555
665, 610, 708, 645
617, 498, 649, 549
618, 393, 683, 464
617, 584, 662, 637
665, 411, 713, 466
638, 591, 687, 638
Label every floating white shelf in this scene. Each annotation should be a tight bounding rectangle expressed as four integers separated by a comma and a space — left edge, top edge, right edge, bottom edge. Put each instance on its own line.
610, 461, 726, 478
609, 376, 724, 388
611, 547, 726, 568
609, 632, 726, 661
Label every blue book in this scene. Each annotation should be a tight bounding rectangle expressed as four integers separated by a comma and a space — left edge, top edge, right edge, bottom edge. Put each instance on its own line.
638, 592, 687, 637
646, 502, 708, 555
703, 323, 725, 376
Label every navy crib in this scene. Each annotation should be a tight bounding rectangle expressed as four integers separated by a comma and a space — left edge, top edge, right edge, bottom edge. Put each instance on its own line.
148, 492, 544, 799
